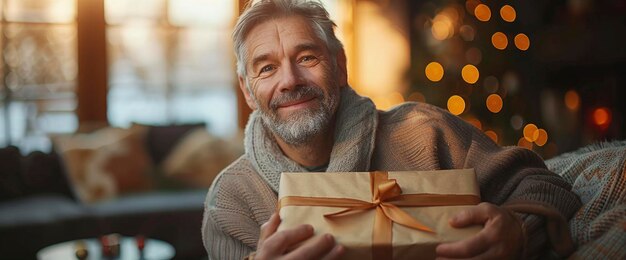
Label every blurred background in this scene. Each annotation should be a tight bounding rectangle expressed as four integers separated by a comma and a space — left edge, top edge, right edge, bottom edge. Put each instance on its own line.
0, 0, 624, 158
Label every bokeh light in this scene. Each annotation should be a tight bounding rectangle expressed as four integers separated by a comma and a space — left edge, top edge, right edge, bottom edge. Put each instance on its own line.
500, 5, 516, 22
474, 4, 491, 22
484, 76, 499, 93
523, 123, 539, 142
518, 137, 533, 150
514, 33, 530, 51
461, 64, 480, 84
491, 32, 508, 50
510, 115, 524, 130
447, 95, 466, 115
465, 0, 481, 14
484, 130, 498, 143
535, 129, 548, 146
592, 107, 612, 128
425, 62, 444, 82
486, 94, 503, 113
407, 92, 426, 103
459, 25, 475, 41
432, 14, 453, 40
466, 47, 482, 65
465, 117, 482, 130
564, 90, 580, 111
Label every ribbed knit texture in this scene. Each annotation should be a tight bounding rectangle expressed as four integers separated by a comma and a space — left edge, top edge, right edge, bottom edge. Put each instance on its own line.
202, 87, 581, 260
545, 140, 626, 259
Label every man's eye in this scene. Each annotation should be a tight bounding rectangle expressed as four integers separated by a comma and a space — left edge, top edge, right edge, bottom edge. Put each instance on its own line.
299, 55, 318, 64
260, 65, 275, 74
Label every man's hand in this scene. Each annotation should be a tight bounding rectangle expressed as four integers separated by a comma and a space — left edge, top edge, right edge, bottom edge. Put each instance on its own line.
435, 202, 524, 260
254, 213, 344, 260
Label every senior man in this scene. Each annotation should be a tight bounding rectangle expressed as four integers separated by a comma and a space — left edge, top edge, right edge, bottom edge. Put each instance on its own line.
202, 0, 581, 259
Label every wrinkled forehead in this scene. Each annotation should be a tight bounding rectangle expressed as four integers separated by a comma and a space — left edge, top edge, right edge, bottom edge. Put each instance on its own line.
244, 15, 327, 61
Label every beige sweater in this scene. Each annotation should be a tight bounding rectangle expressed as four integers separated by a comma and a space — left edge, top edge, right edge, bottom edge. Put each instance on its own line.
202, 87, 581, 260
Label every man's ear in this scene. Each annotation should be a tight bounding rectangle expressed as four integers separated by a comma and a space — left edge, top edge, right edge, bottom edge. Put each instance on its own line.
238, 76, 257, 110
336, 48, 348, 86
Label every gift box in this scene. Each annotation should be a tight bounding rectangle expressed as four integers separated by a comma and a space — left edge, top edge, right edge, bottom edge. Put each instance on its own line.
277, 169, 482, 260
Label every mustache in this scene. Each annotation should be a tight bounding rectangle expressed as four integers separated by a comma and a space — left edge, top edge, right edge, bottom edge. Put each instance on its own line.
269, 86, 324, 110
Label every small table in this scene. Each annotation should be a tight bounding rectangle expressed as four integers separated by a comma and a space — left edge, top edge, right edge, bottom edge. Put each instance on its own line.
37, 236, 175, 260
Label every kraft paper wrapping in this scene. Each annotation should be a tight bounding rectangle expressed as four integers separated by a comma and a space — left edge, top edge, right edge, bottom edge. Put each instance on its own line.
277, 169, 482, 260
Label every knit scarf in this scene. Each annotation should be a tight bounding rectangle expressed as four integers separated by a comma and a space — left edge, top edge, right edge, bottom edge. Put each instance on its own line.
244, 86, 379, 192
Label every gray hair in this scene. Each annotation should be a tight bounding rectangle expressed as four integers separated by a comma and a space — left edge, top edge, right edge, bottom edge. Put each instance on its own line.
233, 0, 343, 78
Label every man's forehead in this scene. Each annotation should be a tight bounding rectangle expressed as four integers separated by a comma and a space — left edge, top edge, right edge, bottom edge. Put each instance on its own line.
245, 16, 325, 58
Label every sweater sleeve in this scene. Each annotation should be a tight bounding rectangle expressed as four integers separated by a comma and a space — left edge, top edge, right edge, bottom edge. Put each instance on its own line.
435, 108, 582, 258
202, 157, 277, 260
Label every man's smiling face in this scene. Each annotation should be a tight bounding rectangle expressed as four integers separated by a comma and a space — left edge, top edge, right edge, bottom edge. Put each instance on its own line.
240, 15, 342, 145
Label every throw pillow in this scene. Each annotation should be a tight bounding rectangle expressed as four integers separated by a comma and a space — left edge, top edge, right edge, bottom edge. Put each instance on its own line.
161, 128, 243, 188
52, 125, 154, 203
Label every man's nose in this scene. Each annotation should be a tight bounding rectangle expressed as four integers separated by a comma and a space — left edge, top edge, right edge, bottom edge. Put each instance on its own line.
277, 62, 305, 93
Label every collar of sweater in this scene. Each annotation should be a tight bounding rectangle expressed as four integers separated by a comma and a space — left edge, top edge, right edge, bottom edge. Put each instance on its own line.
243, 86, 379, 192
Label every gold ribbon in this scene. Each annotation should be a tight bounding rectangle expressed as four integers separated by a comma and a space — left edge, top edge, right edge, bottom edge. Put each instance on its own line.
277, 171, 480, 259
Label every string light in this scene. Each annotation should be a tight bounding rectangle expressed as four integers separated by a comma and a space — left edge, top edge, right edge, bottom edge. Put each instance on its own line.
523, 123, 538, 142
474, 4, 491, 22
484, 130, 498, 143
461, 64, 480, 84
491, 32, 508, 50
565, 90, 580, 111
486, 94, 503, 113
425, 62, 444, 82
514, 33, 530, 51
535, 129, 548, 146
447, 95, 466, 115
500, 5, 516, 22
593, 107, 612, 129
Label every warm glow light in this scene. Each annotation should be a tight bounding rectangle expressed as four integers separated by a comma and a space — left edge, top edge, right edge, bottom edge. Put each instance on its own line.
459, 25, 475, 41
465, 0, 481, 15
564, 90, 580, 111
431, 14, 454, 40
447, 95, 466, 115
425, 62, 445, 82
474, 4, 491, 22
523, 123, 538, 142
486, 94, 503, 113
462, 64, 480, 84
510, 115, 523, 130
465, 117, 482, 130
514, 33, 530, 51
491, 32, 508, 50
388, 92, 405, 106
407, 92, 426, 103
484, 76, 499, 93
466, 47, 482, 65
484, 130, 498, 143
500, 5, 516, 22
593, 107, 612, 128
518, 137, 533, 150
535, 129, 548, 146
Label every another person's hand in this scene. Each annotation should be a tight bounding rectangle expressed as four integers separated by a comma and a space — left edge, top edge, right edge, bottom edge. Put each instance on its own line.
435, 202, 524, 260
254, 213, 344, 260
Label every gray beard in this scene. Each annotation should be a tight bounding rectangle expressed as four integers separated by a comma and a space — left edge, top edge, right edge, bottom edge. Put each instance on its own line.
258, 85, 339, 145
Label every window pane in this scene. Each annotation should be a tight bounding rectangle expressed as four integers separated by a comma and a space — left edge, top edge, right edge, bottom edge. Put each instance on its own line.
105, 0, 166, 25
172, 29, 233, 89
4, 0, 76, 23
107, 25, 169, 90
168, 0, 234, 27
3, 24, 77, 98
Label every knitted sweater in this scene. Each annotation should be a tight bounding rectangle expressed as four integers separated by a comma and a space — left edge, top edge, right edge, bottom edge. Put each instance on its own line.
202, 87, 581, 260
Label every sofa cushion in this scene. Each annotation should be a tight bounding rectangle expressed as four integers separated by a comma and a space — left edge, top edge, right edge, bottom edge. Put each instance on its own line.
89, 190, 206, 217
52, 125, 154, 204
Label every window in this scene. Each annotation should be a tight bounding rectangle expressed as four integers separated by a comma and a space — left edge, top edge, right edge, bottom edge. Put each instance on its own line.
0, 0, 78, 152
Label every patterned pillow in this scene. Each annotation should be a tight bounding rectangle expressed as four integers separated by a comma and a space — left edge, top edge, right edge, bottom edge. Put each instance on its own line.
52, 125, 154, 204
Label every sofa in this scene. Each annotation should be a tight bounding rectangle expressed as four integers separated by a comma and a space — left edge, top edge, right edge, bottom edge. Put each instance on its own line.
0, 124, 242, 259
